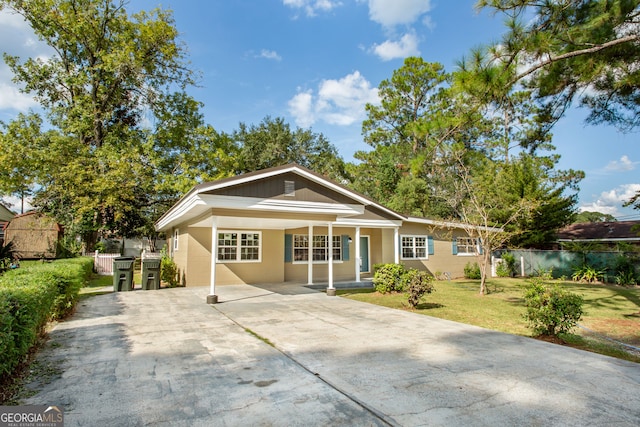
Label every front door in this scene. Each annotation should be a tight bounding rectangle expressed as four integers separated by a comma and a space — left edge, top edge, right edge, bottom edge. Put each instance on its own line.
360, 236, 370, 273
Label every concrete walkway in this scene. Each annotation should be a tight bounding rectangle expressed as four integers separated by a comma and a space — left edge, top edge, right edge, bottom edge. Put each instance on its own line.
22, 284, 640, 426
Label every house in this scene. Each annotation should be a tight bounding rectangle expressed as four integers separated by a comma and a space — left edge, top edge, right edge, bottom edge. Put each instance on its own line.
0, 203, 16, 244
4, 211, 63, 259
155, 164, 493, 302
557, 221, 640, 250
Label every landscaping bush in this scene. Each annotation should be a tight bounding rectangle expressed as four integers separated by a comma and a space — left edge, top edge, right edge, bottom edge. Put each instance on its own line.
0, 257, 93, 380
571, 263, 606, 283
612, 255, 638, 286
496, 252, 517, 277
404, 269, 435, 308
373, 263, 407, 293
523, 277, 584, 337
161, 250, 179, 287
463, 262, 481, 280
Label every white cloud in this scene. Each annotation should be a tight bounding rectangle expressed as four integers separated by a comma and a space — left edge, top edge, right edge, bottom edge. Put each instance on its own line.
1, 195, 32, 214
604, 155, 638, 172
288, 71, 379, 127
580, 183, 640, 217
257, 49, 282, 61
371, 32, 420, 61
0, 83, 39, 111
283, 0, 342, 17
0, 10, 52, 114
367, 0, 432, 27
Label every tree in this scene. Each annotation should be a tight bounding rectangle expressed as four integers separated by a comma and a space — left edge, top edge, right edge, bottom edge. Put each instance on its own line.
0, 0, 202, 246
0, 114, 42, 213
477, 0, 640, 131
233, 116, 348, 181
574, 211, 617, 223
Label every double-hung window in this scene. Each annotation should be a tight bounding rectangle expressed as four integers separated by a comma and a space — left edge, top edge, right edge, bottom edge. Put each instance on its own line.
401, 235, 428, 260
455, 237, 479, 255
217, 231, 261, 262
293, 234, 341, 262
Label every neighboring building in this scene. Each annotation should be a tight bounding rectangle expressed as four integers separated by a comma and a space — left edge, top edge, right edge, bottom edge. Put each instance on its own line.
4, 212, 63, 259
0, 203, 16, 244
557, 221, 640, 250
155, 164, 497, 298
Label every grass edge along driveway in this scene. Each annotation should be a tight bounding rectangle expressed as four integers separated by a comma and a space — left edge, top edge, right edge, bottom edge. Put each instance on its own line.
338, 277, 640, 363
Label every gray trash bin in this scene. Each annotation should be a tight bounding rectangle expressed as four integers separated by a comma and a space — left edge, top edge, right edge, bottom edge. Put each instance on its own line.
141, 258, 161, 290
113, 257, 135, 291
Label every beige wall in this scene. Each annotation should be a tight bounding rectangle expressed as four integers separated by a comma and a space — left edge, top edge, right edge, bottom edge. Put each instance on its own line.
397, 225, 480, 279
170, 218, 481, 287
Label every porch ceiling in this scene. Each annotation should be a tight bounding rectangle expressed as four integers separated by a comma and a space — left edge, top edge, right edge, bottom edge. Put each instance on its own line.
189, 215, 333, 230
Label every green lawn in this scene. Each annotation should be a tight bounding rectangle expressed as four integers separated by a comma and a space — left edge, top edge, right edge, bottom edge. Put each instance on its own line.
339, 278, 640, 363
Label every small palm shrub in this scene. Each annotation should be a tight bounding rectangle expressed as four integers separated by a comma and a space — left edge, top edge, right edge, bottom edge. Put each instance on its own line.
613, 256, 637, 286
160, 252, 179, 287
523, 278, 584, 337
571, 263, 606, 283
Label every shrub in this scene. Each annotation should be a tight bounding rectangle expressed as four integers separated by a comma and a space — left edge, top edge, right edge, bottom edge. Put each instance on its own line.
523, 278, 584, 337
571, 263, 606, 283
464, 262, 481, 280
161, 251, 179, 287
496, 252, 517, 277
612, 256, 637, 286
404, 269, 435, 308
0, 241, 15, 274
0, 257, 92, 380
373, 263, 407, 293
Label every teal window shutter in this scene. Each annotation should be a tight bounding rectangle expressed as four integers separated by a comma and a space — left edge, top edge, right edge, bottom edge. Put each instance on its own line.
284, 234, 292, 262
341, 235, 350, 261
452, 238, 458, 255
478, 238, 483, 255
428, 236, 434, 255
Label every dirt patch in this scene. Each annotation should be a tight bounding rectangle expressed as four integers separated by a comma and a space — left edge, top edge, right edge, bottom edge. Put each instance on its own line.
581, 319, 640, 346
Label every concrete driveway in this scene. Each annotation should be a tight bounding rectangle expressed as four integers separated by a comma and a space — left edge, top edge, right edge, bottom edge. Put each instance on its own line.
22, 284, 640, 426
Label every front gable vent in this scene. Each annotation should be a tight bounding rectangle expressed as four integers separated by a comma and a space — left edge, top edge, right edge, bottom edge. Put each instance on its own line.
284, 180, 296, 197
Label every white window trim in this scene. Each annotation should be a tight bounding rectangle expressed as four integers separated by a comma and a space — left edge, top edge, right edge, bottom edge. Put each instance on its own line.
456, 237, 480, 256
173, 229, 179, 251
400, 234, 429, 260
216, 230, 262, 263
292, 234, 343, 264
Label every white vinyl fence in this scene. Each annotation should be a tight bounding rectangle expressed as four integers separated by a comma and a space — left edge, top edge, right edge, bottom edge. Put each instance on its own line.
93, 251, 120, 275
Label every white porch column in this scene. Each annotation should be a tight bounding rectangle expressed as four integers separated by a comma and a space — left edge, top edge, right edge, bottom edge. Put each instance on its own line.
394, 227, 400, 264
307, 225, 313, 285
327, 222, 336, 296
355, 226, 361, 283
207, 223, 218, 304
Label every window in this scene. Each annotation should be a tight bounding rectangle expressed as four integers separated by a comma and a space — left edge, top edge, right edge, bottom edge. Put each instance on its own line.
401, 235, 428, 260
217, 231, 261, 262
456, 237, 479, 255
293, 234, 341, 262
173, 229, 179, 251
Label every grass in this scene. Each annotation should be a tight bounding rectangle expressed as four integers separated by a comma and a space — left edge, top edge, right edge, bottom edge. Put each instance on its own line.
339, 277, 640, 363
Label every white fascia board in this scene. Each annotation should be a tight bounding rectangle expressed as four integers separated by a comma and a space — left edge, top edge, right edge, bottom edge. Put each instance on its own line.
334, 218, 403, 228
155, 194, 209, 231
406, 216, 503, 233
201, 194, 365, 216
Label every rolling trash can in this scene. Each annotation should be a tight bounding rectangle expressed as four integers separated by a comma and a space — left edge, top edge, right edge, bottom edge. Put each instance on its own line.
141, 258, 161, 290
113, 257, 135, 292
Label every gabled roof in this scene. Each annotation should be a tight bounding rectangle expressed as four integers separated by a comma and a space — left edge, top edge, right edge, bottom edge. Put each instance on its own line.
557, 221, 640, 242
155, 163, 405, 231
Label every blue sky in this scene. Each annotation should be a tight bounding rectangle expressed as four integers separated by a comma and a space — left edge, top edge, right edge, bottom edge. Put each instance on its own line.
1, 0, 639, 219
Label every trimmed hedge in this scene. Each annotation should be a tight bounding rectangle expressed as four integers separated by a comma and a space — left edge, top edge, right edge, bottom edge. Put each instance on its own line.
0, 257, 93, 379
